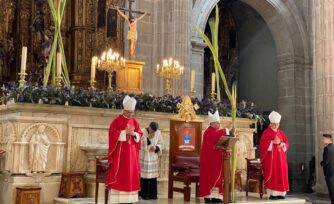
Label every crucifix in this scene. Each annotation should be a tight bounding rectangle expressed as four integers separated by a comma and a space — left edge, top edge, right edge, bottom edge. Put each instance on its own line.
113, 0, 150, 60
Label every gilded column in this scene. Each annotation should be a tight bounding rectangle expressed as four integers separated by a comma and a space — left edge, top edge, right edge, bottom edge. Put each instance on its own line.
69, 0, 95, 86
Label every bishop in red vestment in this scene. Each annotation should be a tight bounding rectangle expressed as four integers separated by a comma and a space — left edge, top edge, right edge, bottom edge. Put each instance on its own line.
199, 110, 231, 203
106, 95, 143, 203
260, 111, 289, 200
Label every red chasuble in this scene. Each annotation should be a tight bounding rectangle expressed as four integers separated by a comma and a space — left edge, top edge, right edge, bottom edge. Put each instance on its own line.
260, 127, 289, 192
106, 114, 143, 192
199, 126, 227, 197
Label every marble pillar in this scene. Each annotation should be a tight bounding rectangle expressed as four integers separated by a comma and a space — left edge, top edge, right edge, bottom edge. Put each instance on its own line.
135, 0, 192, 96
313, 0, 334, 194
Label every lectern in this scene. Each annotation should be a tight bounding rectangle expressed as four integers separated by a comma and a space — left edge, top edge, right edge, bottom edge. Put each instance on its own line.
215, 136, 238, 204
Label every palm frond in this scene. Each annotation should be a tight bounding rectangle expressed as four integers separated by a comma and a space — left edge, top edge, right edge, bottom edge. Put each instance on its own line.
193, 4, 239, 202
44, 0, 70, 87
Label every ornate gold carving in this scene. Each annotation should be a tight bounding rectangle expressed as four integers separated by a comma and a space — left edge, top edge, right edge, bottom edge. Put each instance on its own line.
0, 0, 15, 81
172, 96, 202, 122
116, 60, 144, 94
68, 0, 125, 87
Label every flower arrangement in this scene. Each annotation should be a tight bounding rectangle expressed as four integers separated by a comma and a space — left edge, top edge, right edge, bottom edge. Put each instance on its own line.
1, 82, 257, 118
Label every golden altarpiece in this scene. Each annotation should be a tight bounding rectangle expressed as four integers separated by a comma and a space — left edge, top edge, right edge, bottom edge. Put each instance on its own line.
0, 0, 142, 92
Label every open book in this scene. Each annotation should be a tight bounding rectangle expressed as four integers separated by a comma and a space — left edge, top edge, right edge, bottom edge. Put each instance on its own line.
215, 136, 239, 150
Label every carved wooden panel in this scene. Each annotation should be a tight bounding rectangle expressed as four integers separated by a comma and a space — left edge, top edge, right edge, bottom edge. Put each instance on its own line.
70, 0, 124, 87
0, 0, 15, 83
16, 186, 41, 204
58, 172, 85, 198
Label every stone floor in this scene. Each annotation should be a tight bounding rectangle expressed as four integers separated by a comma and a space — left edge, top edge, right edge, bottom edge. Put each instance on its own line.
55, 193, 334, 204
54, 181, 331, 204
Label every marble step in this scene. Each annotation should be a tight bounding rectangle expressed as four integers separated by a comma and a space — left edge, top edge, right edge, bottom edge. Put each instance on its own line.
54, 196, 307, 204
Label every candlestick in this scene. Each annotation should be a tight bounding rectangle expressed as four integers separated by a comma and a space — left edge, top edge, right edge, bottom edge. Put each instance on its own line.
190, 69, 195, 91
211, 72, 216, 99
97, 49, 126, 91
156, 58, 184, 95
212, 73, 216, 92
57, 52, 62, 77
91, 56, 97, 79
55, 52, 62, 88
20, 47, 27, 75
90, 56, 97, 89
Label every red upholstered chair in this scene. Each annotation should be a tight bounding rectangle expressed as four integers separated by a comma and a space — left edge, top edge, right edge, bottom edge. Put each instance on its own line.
245, 158, 264, 199
95, 157, 109, 204
168, 155, 200, 201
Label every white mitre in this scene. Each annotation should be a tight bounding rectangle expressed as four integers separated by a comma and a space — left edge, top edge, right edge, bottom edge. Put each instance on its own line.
122, 95, 137, 110
269, 111, 281, 123
208, 110, 220, 123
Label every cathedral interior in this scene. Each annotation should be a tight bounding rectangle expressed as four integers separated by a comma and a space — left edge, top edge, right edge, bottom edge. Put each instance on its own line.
0, 0, 333, 203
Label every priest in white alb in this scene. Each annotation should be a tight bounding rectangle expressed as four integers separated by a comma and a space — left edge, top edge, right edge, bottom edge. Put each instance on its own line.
139, 121, 164, 200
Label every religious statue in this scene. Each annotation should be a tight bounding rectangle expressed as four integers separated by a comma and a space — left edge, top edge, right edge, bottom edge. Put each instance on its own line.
29, 125, 50, 172
31, 9, 45, 42
115, 6, 149, 59
173, 96, 201, 122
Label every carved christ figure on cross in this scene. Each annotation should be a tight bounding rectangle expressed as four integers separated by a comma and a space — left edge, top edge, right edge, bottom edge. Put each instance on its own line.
115, 2, 149, 59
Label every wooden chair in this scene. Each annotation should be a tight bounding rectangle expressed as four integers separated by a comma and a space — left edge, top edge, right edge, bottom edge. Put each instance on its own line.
245, 158, 264, 199
168, 155, 200, 201
95, 157, 109, 204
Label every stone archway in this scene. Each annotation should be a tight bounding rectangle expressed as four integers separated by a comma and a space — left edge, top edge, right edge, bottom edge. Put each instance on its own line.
191, 0, 312, 192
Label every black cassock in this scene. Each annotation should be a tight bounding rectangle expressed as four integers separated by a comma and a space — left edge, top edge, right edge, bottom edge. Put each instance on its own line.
321, 143, 334, 204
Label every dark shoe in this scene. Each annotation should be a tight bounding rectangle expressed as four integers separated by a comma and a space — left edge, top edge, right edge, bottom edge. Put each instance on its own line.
204, 198, 212, 203
211, 198, 223, 203
141, 196, 150, 200
150, 196, 157, 200
277, 196, 285, 199
269, 195, 278, 200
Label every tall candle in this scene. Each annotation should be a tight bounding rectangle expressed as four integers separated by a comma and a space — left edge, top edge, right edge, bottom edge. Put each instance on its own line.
190, 69, 195, 91
57, 52, 62, 77
91, 56, 97, 79
156, 64, 160, 73
20, 47, 27, 74
212, 72, 216, 94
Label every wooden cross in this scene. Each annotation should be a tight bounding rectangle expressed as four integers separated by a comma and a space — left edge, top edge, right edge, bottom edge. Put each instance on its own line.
112, 0, 147, 18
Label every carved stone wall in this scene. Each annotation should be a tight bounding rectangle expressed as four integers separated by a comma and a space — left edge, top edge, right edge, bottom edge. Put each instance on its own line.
0, 122, 65, 174
0, 103, 255, 203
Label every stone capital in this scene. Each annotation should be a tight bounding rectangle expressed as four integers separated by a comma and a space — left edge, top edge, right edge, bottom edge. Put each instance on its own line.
191, 38, 207, 51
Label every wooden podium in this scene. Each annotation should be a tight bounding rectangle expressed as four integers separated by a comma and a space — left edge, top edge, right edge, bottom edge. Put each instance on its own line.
116, 60, 144, 94
216, 136, 238, 204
